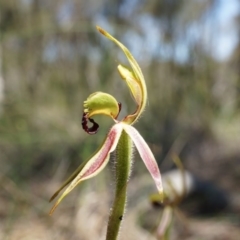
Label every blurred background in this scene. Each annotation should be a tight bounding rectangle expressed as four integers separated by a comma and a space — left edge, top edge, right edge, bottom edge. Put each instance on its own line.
0, 0, 240, 239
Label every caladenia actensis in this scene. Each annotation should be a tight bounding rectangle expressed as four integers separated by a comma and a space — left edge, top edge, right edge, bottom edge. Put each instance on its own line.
49, 26, 164, 240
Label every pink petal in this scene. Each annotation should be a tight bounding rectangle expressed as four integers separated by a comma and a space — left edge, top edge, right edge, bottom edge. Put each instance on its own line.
49, 123, 123, 215
123, 124, 163, 198
70, 123, 123, 183
81, 124, 123, 179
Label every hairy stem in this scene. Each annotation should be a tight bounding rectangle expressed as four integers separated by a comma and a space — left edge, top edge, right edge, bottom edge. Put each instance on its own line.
106, 130, 132, 240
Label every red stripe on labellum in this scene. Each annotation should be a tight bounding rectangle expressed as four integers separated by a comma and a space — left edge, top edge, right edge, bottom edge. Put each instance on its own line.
82, 112, 99, 135
115, 102, 122, 119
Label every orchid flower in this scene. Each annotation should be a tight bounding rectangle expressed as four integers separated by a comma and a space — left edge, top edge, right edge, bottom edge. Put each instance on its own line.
49, 26, 163, 239
150, 155, 188, 240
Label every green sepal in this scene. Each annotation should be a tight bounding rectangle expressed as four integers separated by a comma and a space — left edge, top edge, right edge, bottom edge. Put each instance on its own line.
96, 26, 147, 125
117, 65, 142, 106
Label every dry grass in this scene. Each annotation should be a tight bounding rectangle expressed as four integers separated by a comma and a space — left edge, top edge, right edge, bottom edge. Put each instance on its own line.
0, 169, 240, 240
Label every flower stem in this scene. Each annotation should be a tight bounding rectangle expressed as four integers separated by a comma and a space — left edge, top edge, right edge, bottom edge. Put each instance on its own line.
106, 130, 132, 240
